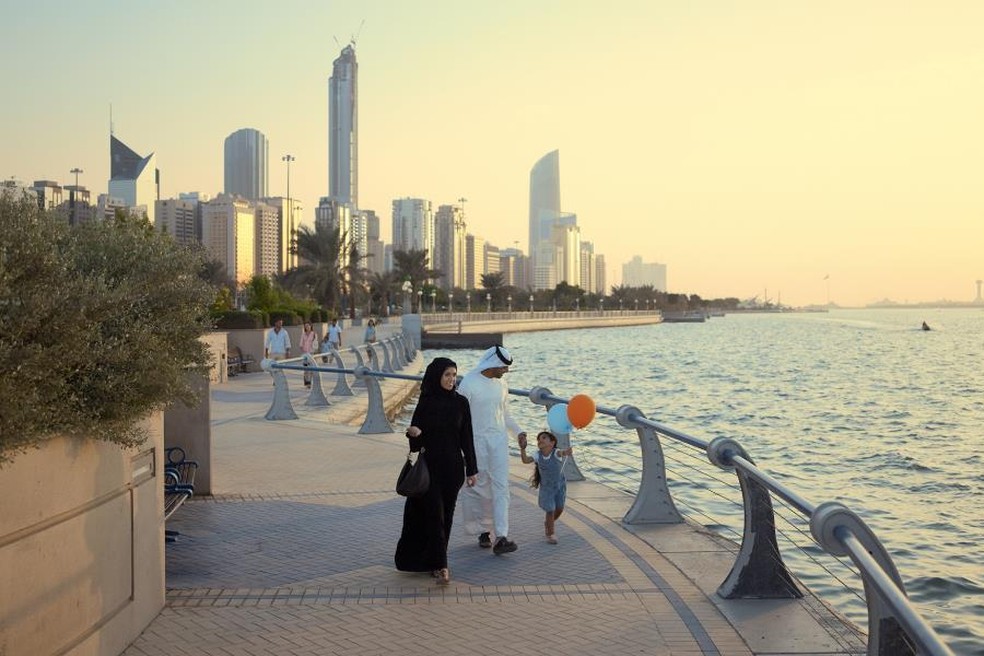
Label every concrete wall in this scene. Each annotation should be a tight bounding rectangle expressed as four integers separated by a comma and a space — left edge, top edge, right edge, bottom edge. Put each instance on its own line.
202, 331, 228, 384
0, 415, 165, 656
163, 374, 212, 495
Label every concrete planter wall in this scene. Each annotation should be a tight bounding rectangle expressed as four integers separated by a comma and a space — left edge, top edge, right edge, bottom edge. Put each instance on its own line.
0, 415, 165, 656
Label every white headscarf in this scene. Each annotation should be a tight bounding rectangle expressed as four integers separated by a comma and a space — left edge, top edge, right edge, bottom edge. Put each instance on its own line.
473, 345, 513, 372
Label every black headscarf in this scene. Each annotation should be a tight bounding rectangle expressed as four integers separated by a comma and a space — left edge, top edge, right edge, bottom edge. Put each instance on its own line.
420, 357, 457, 398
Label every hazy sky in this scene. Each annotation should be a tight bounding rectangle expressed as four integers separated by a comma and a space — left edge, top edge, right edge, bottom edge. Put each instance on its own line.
2, 1, 982, 306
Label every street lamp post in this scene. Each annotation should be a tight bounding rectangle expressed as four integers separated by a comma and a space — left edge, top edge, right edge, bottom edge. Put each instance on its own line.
507, 295, 512, 314
69, 167, 83, 225
282, 155, 295, 269
466, 292, 471, 314
529, 294, 534, 315
600, 298, 605, 314
449, 293, 454, 315
619, 298, 623, 313
634, 299, 639, 313
575, 297, 580, 315
486, 293, 492, 314
416, 289, 422, 313
431, 291, 437, 314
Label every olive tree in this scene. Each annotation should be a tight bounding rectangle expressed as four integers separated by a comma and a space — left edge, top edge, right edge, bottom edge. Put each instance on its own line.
0, 190, 214, 465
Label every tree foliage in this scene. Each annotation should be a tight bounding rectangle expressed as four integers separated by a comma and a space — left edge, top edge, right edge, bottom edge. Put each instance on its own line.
0, 190, 215, 465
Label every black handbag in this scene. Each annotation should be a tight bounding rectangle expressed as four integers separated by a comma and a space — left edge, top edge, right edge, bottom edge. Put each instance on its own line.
396, 448, 430, 497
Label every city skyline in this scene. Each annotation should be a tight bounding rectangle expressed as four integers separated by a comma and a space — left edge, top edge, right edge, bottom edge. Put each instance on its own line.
2, 1, 983, 306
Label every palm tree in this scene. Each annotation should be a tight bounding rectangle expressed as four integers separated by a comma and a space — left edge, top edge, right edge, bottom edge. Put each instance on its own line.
480, 272, 505, 294
392, 249, 442, 293
286, 223, 343, 311
339, 240, 370, 319
368, 271, 401, 316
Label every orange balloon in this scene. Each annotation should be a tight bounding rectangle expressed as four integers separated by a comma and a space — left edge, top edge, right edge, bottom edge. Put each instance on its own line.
567, 394, 596, 429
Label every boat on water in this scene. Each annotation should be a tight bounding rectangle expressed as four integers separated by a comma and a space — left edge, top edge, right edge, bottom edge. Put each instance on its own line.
662, 311, 707, 323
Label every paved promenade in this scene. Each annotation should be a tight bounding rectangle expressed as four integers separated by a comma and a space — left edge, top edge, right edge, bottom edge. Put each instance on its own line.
124, 329, 866, 656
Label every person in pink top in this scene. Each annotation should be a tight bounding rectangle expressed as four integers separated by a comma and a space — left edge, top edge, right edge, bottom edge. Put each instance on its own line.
300, 322, 319, 388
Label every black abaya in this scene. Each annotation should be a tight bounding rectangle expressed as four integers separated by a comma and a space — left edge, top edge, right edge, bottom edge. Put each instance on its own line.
395, 369, 477, 573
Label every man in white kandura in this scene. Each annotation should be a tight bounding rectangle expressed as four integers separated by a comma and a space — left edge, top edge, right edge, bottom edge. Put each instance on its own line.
457, 345, 527, 555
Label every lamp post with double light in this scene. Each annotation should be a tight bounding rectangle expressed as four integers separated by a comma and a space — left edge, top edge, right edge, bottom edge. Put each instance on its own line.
466, 292, 471, 314
486, 293, 492, 314
417, 289, 422, 314
507, 295, 512, 315
282, 155, 295, 268
449, 292, 454, 315
634, 298, 639, 313
529, 294, 534, 315
431, 291, 437, 314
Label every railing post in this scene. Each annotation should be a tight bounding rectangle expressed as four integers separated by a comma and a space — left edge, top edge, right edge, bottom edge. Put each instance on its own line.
349, 346, 367, 388
379, 339, 395, 373
302, 353, 330, 407
528, 386, 584, 481
615, 405, 683, 525
323, 348, 354, 396
811, 502, 916, 656
355, 366, 393, 434
707, 437, 801, 599
263, 362, 298, 420
366, 343, 381, 371
392, 335, 408, 368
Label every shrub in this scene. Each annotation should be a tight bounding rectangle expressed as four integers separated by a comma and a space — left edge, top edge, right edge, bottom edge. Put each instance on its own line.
214, 310, 267, 329
0, 191, 214, 465
268, 310, 303, 326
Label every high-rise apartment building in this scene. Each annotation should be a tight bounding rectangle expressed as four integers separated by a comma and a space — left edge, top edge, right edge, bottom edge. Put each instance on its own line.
328, 45, 358, 207
465, 234, 485, 291
224, 128, 269, 200
109, 135, 158, 224
392, 198, 433, 255
551, 223, 581, 288
595, 255, 608, 296
580, 242, 597, 294
260, 196, 302, 273
622, 256, 667, 291
254, 201, 281, 277
201, 194, 256, 284
484, 243, 501, 276
434, 204, 466, 289
499, 248, 529, 289
155, 198, 198, 246
363, 209, 386, 274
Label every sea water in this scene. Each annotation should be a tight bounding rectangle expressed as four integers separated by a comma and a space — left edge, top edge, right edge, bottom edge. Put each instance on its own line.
422, 308, 984, 655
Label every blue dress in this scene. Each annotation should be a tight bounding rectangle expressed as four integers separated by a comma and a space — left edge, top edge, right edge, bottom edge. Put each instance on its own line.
534, 450, 567, 512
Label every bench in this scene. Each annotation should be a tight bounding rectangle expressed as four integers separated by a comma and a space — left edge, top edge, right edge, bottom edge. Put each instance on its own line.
164, 446, 199, 542
227, 345, 256, 376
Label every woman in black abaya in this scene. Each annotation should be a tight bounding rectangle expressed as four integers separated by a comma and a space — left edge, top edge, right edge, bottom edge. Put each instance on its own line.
395, 357, 478, 584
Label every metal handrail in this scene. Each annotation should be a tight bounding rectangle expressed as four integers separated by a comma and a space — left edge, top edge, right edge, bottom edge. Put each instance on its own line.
264, 357, 956, 656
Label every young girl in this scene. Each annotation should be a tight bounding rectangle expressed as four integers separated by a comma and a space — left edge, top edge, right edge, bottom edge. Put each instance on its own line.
519, 431, 573, 544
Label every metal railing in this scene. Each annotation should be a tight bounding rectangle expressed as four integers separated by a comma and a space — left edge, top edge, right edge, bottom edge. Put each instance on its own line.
266, 346, 956, 656
420, 308, 662, 327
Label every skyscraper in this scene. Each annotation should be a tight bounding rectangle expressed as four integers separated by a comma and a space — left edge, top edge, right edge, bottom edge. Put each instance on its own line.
109, 135, 158, 223
529, 150, 562, 289
328, 45, 358, 207
224, 128, 269, 200
528, 150, 561, 258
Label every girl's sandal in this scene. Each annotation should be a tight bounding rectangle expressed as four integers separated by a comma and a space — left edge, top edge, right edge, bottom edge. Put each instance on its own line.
437, 568, 451, 585
546, 534, 558, 544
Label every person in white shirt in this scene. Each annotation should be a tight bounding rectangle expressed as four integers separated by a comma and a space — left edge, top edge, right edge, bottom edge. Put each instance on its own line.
264, 319, 291, 360
326, 318, 342, 350
457, 345, 526, 555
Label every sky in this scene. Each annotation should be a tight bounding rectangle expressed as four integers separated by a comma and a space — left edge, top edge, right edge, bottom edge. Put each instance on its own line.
2, 0, 983, 307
